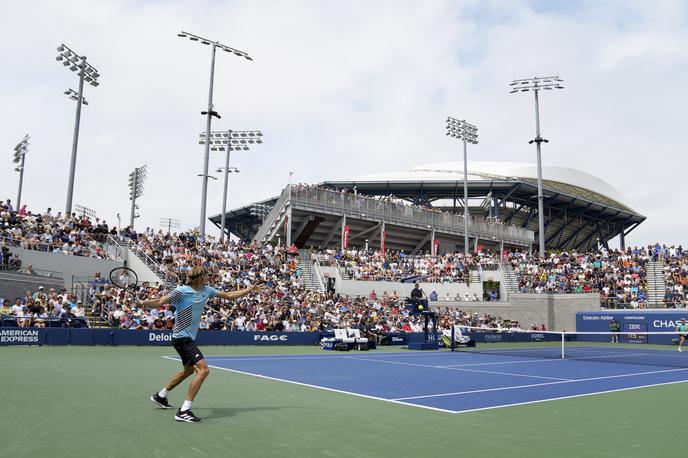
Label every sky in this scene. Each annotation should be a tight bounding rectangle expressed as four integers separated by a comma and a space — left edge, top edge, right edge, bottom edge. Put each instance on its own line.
1, 0, 686, 247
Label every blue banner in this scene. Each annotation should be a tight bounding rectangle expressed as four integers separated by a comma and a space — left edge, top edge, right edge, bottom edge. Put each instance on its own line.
576, 311, 688, 345
0, 328, 323, 346
465, 331, 561, 343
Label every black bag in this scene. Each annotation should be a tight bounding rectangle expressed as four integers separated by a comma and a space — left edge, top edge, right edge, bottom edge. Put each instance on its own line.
334, 342, 350, 351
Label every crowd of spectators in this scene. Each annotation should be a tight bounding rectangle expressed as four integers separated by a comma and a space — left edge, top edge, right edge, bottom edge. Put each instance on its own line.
508, 250, 647, 306
658, 245, 688, 307
315, 248, 499, 283
0, 198, 115, 259
0, 284, 89, 328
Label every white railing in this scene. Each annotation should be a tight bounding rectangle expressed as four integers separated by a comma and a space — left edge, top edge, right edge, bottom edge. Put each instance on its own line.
1, 233, 118, 260
253, 188, 290, 243
112, 236, 170, 285
288, 185, 535, 245
312, 259, 327, 292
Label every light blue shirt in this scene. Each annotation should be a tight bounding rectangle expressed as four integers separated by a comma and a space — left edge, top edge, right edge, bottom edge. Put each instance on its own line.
169, 285, 218, 340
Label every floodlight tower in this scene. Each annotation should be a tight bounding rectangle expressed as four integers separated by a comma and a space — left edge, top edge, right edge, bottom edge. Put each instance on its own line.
250, 204, 271, 222
128, 165, 147, 228
177, 30, 253, 239
12, 135, 29, 208
446, 117, 478, 254
199, 129, 263, 242
160, 217, 181, 235
509, 76, 564, 258
55, 44, 100, 215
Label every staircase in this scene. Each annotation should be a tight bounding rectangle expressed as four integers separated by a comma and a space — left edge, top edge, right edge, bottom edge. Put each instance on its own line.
338, 262, 352, 280
297, 250, 323, 291
109, 235, 173, 287
71, 278, 113, 328
85, 309, 112, 328
501, 264, 519, 297
645, 260, 666, 307
253, 187, 290, 243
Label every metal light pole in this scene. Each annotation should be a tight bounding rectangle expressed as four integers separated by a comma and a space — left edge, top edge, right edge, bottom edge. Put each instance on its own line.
128, 165, 147, 229
509, 76, 564, 258
56, 44, 100, 215
178, 31, 253, 239
160, 217, 181, 235
446, 117, 478, 254
199, 129, 262, 242
12, 135, 30, 208
217, 166, 239, 242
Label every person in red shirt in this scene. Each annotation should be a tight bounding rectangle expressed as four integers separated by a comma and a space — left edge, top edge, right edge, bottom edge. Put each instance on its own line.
402, 321, 411, 332
256, 319, 267, 331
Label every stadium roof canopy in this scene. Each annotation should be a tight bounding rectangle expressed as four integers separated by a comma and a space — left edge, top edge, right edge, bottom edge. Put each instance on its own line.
320, 161, 645, 251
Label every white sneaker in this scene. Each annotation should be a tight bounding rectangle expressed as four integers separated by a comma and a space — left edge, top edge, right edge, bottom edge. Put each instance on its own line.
678, 347, 683, 352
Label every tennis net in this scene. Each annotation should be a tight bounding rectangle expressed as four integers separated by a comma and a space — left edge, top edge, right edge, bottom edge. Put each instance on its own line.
446, 326, 688, 368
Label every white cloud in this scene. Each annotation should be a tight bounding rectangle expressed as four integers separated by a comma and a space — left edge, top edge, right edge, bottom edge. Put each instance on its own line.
1, 0, 686, 247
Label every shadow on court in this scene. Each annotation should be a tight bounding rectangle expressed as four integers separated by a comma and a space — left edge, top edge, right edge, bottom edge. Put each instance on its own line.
198, 406, 293, 419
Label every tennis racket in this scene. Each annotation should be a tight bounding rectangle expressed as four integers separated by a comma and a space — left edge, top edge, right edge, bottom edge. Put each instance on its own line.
109, 266, 139, 290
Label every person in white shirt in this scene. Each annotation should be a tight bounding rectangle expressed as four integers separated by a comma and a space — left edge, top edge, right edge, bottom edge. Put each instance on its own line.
11, 299, 24, 316
73, 302, 86, 317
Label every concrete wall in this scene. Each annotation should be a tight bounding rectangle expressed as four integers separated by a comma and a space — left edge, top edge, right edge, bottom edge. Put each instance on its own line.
123, 248, 165, 285
337, 279, 484, 299
0, 271, 65, 301
430, 293, 601, 331
320, 265, 507, 301
8, 246, 123, 289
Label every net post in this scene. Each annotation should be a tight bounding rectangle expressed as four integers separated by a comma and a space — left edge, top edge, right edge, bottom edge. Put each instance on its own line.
451, 326, 455, 352
561, 332, 565, 359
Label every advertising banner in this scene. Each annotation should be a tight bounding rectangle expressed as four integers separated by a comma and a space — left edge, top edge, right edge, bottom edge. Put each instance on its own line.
576, 311, 688, 345
343, 225, 350, 249
0, 329, 323, 346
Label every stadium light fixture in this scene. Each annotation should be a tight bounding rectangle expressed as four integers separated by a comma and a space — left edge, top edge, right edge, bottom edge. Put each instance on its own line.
160, 217, 181, 235
199, 129, 263, 242
55, 43, 100, 216
64, 88, 89, 105
128, 165, 147, 229
446, 116, 478, 255
11, 134, 30, 208
178, 30, 253, 240
509, 75, 564, 258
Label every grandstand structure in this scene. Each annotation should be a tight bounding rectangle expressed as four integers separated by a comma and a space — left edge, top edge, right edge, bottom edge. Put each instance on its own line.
210, 161, 644, 253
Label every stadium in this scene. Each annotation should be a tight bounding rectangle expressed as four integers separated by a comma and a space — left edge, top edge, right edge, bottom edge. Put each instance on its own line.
2, 3, 686, 458
212, 161, 645, 253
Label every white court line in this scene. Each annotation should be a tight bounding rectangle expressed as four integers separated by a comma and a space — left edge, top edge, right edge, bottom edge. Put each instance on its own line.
341, 356, 572, 381
393, 367, 688, 401
204, 351, 456, 362
161, 356, 456, 414
444, 379, 688, 415
162, 356, 688, 416
436, 352, 659, 367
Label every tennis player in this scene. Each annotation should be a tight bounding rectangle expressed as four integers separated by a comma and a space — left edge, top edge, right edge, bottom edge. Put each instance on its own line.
140, 266, 260, 422
676, 318, 688, 352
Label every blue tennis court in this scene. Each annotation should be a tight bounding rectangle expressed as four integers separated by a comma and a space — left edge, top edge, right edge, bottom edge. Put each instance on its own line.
165, 347, 688, 414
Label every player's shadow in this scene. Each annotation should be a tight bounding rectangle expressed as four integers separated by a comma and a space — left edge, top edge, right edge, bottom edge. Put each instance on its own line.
199, 406, 290, 419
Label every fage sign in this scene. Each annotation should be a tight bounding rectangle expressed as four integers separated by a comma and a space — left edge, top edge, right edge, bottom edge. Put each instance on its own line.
253, 334, 288, 342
